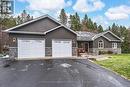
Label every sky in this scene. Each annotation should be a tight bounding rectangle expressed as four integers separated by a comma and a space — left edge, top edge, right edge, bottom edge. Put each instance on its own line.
14, 0, 130, 29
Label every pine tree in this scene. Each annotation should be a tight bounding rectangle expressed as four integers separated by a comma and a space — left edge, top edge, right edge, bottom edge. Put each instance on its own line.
108, 23, 130, 53
69, 13, 81, 31
93, 22, 97, 30
81, 14, 88, 31
87, 18, 94, 31
16, 10, 33, 25
59, 9, 67, 25
16, 16, 22, 25
69, 15, 75, 30
108, 26, 111, 30
1, 16, 16, 28
74, 12, 81, 31
98, 25, 103, 33
21, 10, 28, 22
84, 14, 88, 22
26, 14, 31, 21
111, 23, 118, 34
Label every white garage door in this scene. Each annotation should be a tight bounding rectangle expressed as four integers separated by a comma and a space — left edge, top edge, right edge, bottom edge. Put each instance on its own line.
52, 39, 72, 57
18, 38, 45, 59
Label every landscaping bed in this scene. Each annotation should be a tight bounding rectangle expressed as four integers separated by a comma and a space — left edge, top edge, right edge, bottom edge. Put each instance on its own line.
95, 54, 130, 79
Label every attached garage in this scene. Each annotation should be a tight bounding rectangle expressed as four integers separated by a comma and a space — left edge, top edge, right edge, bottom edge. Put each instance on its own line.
4, 15, 77, 60
52, 39, 72, 57
18, 38, 45, 59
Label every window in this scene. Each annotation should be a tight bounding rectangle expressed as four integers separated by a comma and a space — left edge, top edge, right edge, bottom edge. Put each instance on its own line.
98, 40, 104, 49
112, 43, 117, 49
78, 42, 84, 48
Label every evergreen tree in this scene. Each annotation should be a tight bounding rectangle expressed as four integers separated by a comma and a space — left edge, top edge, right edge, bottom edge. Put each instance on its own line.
93, 22, 97, 30
21, 10, 28, 22
87, 18, 94, 31
59, 9, 67, 25
108, 23, 130, 53
121, 29, 130, 53
108, 26, 111, 30
81, 14, 88, 31
86, 18, 91, 29
16, 16, 22, 25
84, 14, 88, 22
26, 14, 31, 21
69, 15, 75, 30
98, 25, 103, 33
111, 23, 118, 34
1, 16, 16, 28
74, 12, 81, 31
69, 13, 81, 31
16, 10, 33, 25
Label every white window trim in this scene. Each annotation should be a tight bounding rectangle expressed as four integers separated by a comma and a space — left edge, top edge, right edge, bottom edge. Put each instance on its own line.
98, 40, 104, 49
112, 43, 117, 49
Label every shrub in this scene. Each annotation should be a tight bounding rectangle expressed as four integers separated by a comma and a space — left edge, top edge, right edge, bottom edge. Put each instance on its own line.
107, 51, 113, 54
99, 50, 113, 55
99, 51, 106, 55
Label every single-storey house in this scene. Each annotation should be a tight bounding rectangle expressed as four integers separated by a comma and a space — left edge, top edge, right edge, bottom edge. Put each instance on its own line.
4, 15, 123, 60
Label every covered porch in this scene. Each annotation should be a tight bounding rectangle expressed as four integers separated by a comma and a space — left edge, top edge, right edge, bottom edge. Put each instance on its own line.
77, 41, 93, 56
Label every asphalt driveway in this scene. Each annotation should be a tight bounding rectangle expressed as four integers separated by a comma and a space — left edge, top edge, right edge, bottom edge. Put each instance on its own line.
0, 59, 130, 87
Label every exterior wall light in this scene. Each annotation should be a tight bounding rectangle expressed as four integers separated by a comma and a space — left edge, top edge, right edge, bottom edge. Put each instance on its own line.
13, 37, 16, 42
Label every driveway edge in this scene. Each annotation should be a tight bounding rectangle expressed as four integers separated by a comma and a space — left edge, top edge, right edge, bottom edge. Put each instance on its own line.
89, 59, 130, 81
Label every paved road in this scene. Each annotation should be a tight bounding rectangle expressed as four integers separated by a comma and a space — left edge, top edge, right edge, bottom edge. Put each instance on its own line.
0, 59, 130, 87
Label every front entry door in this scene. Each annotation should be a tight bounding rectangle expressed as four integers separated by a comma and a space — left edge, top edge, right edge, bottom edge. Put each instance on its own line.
85, 43, 89, 52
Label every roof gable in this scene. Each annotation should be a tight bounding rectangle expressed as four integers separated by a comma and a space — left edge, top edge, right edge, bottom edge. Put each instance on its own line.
4, 15, 77, 35
92, 31, 123, 42
5, 15, 60, 32
45, 26, 77, 37
104, 32, 121, 41
44, 26, 77, 35
94, 35, 111, 41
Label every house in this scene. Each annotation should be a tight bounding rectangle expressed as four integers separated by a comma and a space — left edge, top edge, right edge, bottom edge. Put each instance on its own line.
3, 15, 123, 60
4, 15, 77, 59
76, 31, 123, 55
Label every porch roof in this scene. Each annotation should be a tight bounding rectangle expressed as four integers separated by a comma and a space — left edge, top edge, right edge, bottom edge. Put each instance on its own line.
76, 31, 96, 41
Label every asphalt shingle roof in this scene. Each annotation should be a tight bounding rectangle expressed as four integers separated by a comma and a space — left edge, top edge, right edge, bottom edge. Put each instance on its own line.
76, 31, 96, 41
76, 31, 122, 42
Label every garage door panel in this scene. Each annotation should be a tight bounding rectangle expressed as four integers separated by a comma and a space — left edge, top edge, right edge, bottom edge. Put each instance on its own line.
31, 40, 45, 57
18, 39, 45, 59
18, 40, 30, 58
52, 40, 72, 57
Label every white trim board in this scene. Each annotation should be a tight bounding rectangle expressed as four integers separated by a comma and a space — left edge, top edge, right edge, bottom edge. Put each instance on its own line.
44, 25, 77, 35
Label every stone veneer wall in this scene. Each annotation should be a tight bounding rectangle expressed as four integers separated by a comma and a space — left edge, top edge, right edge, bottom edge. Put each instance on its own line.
45, 47, 52, 56
9, 47, 17, 59
72, 47, 77, 56
92, 48, 121, 55
9, 47, 77, 58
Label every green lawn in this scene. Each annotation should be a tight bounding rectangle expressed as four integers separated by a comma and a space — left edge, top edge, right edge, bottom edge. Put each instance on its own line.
95, 54, 130, 79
